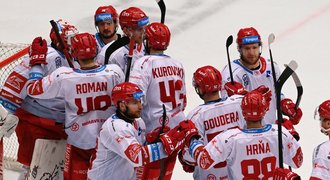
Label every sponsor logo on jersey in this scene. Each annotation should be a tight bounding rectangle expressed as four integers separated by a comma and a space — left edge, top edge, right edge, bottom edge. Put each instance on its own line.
0, 89, 23, 105
4, 71, 27, 94
70, 122, 80, 131
199, 149, 214, 169
159, 116, 169, 126
207, 174, 216, 180
55, 56, 62, 68
314, 163, 330, 171
266, 70, 271, 77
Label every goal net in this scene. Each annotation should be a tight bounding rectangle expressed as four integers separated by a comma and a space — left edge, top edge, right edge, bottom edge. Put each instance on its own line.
0, 42, 30, 171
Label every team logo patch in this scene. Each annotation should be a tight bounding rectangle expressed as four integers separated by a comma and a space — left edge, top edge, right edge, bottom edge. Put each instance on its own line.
159, 115, 169, 126
266, 70, 271, 77
55, 56, 62, 68
70, 123, 79, 131
125, 144, 141, 163
4, 71, 27, 94
242, 74, 249, 86
199, 150, 214, 169
207, 174, 216, 180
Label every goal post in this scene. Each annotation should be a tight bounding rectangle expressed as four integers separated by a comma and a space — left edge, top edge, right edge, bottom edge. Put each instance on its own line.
0, 42, 30, 172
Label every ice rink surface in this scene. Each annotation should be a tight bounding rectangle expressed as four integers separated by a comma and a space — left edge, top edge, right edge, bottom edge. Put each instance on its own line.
1, 0, 330, 179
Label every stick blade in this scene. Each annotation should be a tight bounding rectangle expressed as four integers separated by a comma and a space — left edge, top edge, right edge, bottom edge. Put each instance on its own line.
226, 35, 233, 47
286, 60, 298, 71
268, 33, 275, 46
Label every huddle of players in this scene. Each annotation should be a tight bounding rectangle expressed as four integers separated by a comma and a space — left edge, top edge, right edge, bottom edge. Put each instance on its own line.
0, 4, 328, 180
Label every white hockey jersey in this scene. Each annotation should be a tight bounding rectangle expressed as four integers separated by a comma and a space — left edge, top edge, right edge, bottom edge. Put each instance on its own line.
97, 42, 145, 74
190, 124, 303, 180
27, 64, 124, 149
0, 47, 77, 122
221, 57, 282, 124
88, 114, 167, 180
129, 54, 186, 133
186, 95, 246, 180
310, 140, 330, 179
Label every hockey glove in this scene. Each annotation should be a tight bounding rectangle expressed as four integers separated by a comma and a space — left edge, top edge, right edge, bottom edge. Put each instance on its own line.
276, 119, 300, 141
179, 120, 200, 146
146, 125, 170, 144
178, 149, 196, 173
273, 168, 301, 180
29, 37, 48, 66
0, 104, 18, 138
160, 125, 186, 155
224, 81, 248, 97
281, 99, 302, 125
251, 85, 272, 106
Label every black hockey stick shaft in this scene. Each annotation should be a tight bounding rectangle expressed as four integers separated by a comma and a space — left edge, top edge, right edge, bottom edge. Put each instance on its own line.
50, 20, 74, 68
284, 64, 303, 109
276, 60, 298, 168
156, 0, 166, 24
226, 35, 234, 84
125, 38, 135, 82
159, 104, 166, 180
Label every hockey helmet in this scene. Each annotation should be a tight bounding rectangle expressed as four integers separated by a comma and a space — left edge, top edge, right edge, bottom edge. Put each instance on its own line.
315, 100, 330, 121
70, 33, 98, 60
241, 91, 269, 122
111, 82, 144, 107
145, 22, 171, 50
94, 5, 118, 25
119, 7, 149, 29
236, 27, 261, 46
192, 65, 222, 95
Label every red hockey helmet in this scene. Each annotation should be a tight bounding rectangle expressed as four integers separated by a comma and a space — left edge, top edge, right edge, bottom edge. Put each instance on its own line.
70, 33, 98, 60
145, 22, 171, 50
94, 5, 118, 25
119, 7, 149, 29
192, 65, 222, 95
111, 82, 144, 107
49, 19, 79, 51
236, 27, 261, 46
315, 100, 330, 120
241, 91, 269, 121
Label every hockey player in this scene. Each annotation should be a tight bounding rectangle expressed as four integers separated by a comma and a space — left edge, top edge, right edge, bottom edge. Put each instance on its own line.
0, 19, 78, 172
310, 100, 330, 179
26, 33, 124, 180
129, 22, 186, 179
221, 27, 302, 125
88, 82, 195, 179
179, 65, 245, 179
185, 91, 303, 179
94, 5, 119, 51
98, 7, 149, 74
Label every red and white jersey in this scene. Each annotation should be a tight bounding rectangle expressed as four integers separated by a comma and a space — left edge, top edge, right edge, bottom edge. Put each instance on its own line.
129, 54, 186, 133
98, 42, 145, 74
310, 140, 330, 179
88, 114, 167, 179
0, 46, 76, 114
221, 57, 282, 124
190, 124, 303, 180
186, 95, 246, 180
27, 64, 124, 149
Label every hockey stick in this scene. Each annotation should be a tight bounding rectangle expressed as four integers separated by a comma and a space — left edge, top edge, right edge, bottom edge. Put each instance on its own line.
49, 20, 74, 68
104, 36, 130, 64
268, 33, 277, 88
284, 64, 303, 108
0, 46, 29, 69
276, 60, 298, 168
226, 35, 234, 84
156, 0, 166, 24
125, 38, 135, 82
159, 104, 166, 180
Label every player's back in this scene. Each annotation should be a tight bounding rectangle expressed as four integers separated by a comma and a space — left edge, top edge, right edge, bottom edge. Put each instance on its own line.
130, 54, 186, 132
27, 64, 124, 149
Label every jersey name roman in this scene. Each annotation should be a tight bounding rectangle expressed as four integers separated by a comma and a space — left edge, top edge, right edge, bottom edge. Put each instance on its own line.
204, 111, 239, 130
76, 82, 108, 94
152, 66, 184, 79
246, 141, 270, 155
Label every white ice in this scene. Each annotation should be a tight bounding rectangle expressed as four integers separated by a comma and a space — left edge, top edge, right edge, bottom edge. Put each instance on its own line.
1, 0, 330, 179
